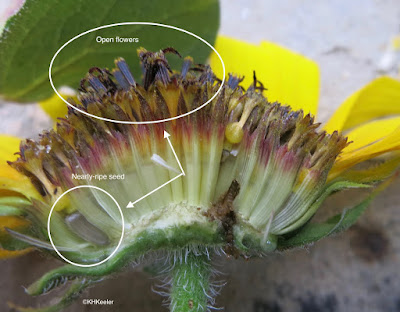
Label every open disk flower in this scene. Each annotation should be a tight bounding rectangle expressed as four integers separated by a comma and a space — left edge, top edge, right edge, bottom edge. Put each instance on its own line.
0, 37, 400, 312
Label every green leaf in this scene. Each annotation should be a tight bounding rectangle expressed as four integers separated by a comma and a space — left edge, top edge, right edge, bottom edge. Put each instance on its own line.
0, 0, 220, 102
277, 181, 374, 250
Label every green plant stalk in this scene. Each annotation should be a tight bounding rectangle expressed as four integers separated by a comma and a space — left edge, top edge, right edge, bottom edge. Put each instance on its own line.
169, 249, 212, 312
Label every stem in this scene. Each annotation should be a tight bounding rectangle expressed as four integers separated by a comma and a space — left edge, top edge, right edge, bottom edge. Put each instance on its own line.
169, 249, 212, 312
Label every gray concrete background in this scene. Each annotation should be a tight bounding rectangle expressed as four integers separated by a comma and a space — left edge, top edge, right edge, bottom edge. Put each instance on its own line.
1, 1, 400, 311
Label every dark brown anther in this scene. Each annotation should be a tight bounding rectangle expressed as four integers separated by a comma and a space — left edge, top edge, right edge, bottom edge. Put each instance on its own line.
42, 155, 62, 186
177, 92, 188, 115
130, 106, 141, 122
191, 63, 207, 70
214, 76, 223, 84
250, 71, 267, 92
88, 67, 104, 75
111, 102, 131, 122
134, 90, 154, 121
162, 47, 182, 58
154, 87, 171, 119
143, 59, 169, 90
138, 47, 173, 90
12, 164, 49, 197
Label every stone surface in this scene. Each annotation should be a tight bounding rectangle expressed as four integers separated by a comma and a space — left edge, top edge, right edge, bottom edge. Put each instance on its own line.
1, 1, 400, 311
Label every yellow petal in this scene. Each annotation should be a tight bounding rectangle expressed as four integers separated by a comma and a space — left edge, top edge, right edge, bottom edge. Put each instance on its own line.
0, 138, 36, 259
0, 164, 41, 200
335, 152, 400, 184
0, 135, 20, 163
39, 92, 71, 121
329, 116, 400, 179
210, 36, 320, 116
324, 77, 400, 133
344, 116, 400, 153
0, 135, 41, 199
0, 248, 32, 259
0, 215, 30, 231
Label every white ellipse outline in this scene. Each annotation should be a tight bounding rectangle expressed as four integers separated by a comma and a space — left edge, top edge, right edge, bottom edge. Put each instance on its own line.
47, 185, 125, 268
49, 22, 226, 124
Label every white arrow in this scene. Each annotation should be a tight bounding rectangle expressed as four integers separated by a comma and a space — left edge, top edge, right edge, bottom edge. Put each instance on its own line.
126, 172, 184, 208
163, 130, 185, 176
126, 130, 185, 208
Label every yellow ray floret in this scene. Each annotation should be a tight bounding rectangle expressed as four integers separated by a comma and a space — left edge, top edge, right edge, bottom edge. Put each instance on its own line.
210, 35, 320, 115
324, 77, 400, 132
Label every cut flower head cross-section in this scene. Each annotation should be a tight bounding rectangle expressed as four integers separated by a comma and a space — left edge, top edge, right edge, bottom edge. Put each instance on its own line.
0, 37, 400, 312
